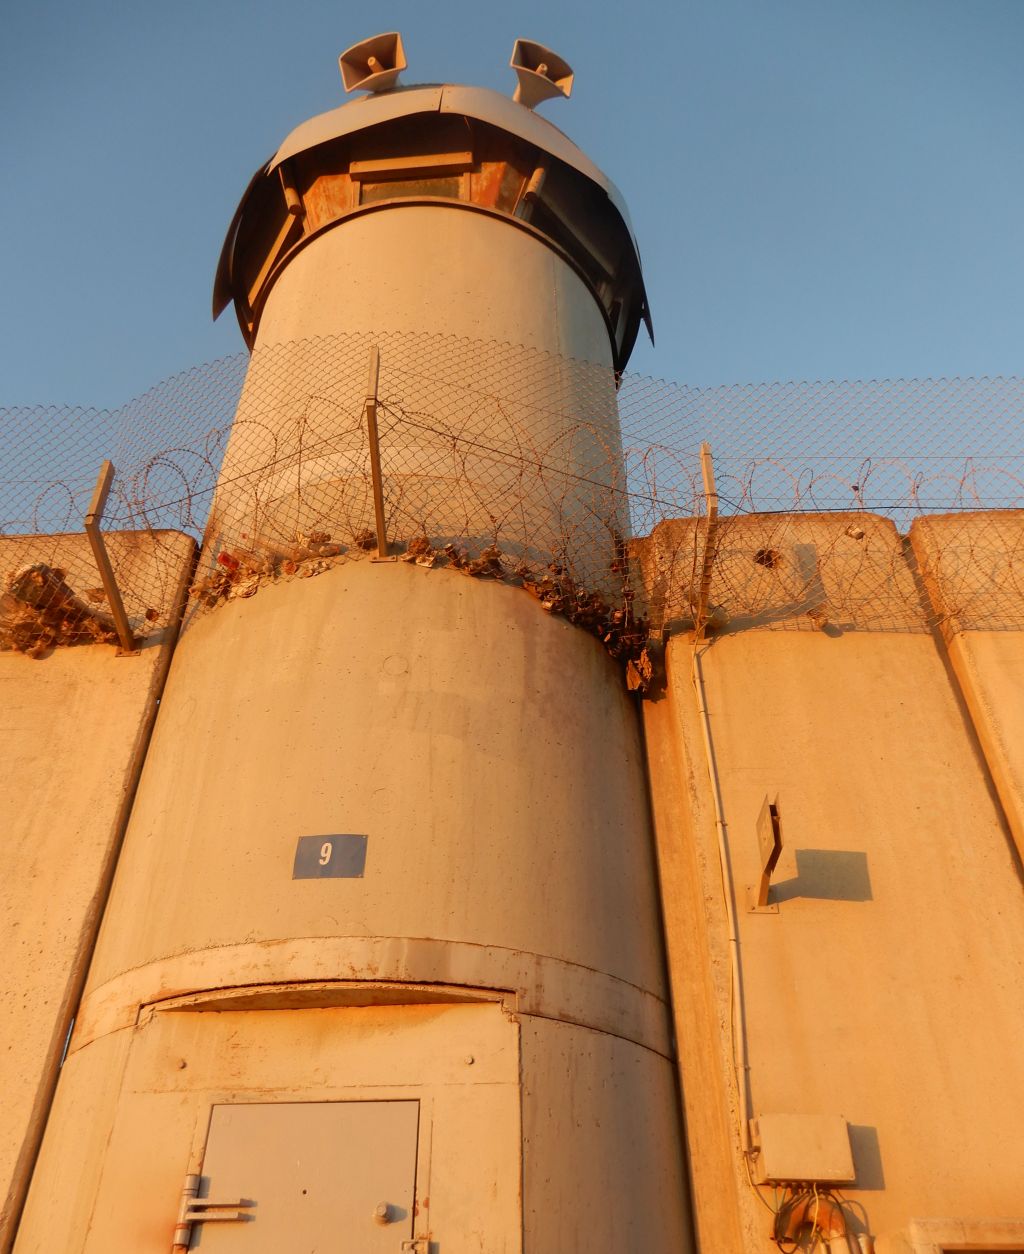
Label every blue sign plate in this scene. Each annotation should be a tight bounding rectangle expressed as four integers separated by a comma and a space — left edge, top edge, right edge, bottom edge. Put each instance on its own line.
293, 834, 368, 879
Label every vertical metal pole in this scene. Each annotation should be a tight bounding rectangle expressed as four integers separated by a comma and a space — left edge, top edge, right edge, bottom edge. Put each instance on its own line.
695, 441, 719, 639
699, 442, 718, 518
84, 459, 137, 654
364, 346, 389, 559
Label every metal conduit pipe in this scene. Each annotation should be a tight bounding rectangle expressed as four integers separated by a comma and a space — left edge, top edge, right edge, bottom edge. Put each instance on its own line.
690, 640, 753, 1156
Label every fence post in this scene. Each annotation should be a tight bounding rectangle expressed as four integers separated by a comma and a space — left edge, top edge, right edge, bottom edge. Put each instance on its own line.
364, 346, 389, 558
694, 441, 719, 639
83, 460, 137, 655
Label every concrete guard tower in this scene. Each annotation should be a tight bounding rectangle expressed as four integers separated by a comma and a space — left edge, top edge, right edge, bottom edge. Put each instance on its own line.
15, 35, 693, 1254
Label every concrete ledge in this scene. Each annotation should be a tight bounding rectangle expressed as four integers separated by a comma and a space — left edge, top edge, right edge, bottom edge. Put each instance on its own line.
71, 936, 674, 1059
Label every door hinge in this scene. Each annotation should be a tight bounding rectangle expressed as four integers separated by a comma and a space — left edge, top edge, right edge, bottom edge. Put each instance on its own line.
401, 1240, 430, 1253
172, 1173, 254, 1250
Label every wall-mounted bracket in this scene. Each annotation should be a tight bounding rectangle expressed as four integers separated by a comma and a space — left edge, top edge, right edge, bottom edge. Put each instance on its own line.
84, 459, 138, 656
747, 793, 782, 913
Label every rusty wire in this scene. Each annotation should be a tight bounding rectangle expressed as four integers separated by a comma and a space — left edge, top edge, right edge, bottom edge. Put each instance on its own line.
2, 331, 1023, 659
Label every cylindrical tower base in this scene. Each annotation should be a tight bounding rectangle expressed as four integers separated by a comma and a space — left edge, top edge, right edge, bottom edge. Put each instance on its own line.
17, 563, 692, 1253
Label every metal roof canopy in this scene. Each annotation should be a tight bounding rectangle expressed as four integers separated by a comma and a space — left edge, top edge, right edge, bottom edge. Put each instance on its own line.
268, 85, 639, 244
213, 83, 651, 352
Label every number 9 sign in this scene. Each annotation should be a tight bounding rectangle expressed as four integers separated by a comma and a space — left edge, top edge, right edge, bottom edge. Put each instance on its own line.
292, 834, 368, 879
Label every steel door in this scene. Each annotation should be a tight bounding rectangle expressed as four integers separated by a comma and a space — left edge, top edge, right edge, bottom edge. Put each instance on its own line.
188, 1100, 419, 1251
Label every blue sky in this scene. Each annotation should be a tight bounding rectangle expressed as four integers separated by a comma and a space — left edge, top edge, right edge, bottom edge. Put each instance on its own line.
1, 0, 1022, 407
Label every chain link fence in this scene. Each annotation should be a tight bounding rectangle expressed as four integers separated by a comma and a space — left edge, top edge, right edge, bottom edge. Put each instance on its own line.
2, 330, 1022, 663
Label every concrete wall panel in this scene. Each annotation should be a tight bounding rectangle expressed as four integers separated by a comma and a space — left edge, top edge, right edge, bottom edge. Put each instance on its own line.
911, 512, 1024, 864
641, 691, 751, 1253
12, 1028, 133, 1254
638, 513, 1024, 1248
635, 512, 927, 637
519, 1015, 693, 1254
17, 1001, 521, 1253
0, 531, 193, 1250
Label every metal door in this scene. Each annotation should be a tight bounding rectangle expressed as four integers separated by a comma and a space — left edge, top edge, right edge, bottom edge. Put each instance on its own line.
187, 1100, 419, 1251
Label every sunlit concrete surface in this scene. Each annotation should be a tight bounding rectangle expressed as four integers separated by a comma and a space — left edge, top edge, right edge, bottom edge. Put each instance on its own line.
637, 513, 1024, 1250
0, 531, 194, 1250
912, 511, 1024, 864
19, 561, 691, 1253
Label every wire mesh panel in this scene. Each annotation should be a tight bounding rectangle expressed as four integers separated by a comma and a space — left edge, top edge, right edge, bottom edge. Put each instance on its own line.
2, 330, 1023, 661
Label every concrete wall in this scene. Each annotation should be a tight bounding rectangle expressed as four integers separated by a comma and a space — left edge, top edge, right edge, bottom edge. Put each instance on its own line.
19, 561, 692, 1252
0, 531, 194, 1252
911, 511, 1024, 866
637, 512, 1024, 1252
17, 1000, 522, 1252
11, 498, 1024, 1253
79, 563, 668, 1025
255, 207, 614, 363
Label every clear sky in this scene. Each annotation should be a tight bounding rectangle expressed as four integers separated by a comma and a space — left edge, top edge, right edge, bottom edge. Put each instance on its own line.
1, 0, 1021, 407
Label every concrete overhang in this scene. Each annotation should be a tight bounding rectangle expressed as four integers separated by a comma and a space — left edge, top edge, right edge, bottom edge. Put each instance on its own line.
267, 84, 641, 248
213, 83, 651, 370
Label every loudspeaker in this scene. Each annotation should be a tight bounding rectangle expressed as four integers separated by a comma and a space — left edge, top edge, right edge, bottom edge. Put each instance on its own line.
510, 39, 574, 109
339, 31, 407, 94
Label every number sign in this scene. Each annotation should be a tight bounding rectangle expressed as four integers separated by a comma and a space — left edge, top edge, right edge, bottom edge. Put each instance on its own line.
293, 834, 368, 879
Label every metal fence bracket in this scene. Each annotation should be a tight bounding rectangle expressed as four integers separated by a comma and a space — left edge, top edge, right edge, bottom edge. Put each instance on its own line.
84, 459, 138, 656
695, 441, 719, 639
364, 346, 390, 559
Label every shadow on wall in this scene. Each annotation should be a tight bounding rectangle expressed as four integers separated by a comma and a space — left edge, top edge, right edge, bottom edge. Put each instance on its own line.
771, 849, 873, 903
848, 1124, 885, 1191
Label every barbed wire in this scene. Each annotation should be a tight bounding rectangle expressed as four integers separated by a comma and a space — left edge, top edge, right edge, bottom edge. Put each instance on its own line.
2, 330, 1022, 664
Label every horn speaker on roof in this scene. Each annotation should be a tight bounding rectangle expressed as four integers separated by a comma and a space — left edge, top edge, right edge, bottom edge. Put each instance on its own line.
510, 39, 574, 109
339, 31, 406, 94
